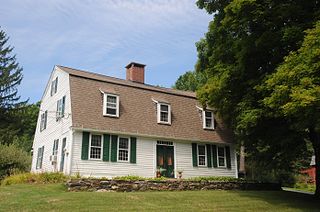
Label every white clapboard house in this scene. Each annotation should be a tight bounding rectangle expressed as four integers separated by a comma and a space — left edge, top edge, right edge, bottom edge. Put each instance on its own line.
31, 62, 238, 178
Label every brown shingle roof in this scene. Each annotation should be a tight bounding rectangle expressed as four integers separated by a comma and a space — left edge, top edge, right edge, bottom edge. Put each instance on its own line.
58, 65, 233, 144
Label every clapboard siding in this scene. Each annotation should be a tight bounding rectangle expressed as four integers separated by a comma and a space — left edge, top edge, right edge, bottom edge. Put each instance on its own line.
71, 131, 237, 178
71, 131, 155, 178
31, 67, 72, 174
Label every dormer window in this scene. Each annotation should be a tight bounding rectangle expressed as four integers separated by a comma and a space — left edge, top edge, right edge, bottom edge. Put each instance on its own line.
157, 103, 171, 125
203, 110, 214, 129
50, 77, 58, 96
103, 93, 119, 117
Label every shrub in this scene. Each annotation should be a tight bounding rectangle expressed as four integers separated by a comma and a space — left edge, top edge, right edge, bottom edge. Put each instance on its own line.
0, 144, 31, 180
1, 172, 67, 186
187, 176, 245, 182
112, 175, 167, 181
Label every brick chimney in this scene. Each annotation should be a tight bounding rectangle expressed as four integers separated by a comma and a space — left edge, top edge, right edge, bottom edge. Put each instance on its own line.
125, 62, 146, 84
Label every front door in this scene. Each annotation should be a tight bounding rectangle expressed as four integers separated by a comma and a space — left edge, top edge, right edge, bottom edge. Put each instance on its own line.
157, 144, 174, 178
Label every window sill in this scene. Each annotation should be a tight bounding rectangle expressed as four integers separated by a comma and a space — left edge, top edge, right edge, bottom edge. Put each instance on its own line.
157, 122, 171, 126
103, 114, 119, 118
88, 158, 103, 161
203, 127, 215, 131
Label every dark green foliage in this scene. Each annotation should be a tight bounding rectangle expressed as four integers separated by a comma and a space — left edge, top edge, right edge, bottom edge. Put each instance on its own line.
0, 144, 31, 180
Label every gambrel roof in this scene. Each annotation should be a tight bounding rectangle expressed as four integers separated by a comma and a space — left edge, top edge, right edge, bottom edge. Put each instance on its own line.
58, 65, 233, 144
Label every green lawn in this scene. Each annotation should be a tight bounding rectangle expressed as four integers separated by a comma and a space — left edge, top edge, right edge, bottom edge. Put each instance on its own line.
0, 184, 319, 211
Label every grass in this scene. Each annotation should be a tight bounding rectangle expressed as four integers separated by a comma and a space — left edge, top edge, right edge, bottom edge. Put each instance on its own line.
0, 184, 320, 211
285, 183, 316, 193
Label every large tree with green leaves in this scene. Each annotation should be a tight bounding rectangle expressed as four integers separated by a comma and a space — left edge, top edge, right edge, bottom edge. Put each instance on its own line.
173, 70, 208, 92
194, 0, 320, 196
260, 22, 320, 197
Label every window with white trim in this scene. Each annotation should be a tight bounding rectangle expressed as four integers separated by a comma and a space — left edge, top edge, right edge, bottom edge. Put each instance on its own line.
103, 93, 119, 117
56, 96, 66, 120
36, 146, 44, 169
157, 103, 171, 124
198, 144, 206, 166
203, 110, 214, 129
118, 137, 129, 162
40, 111, 47, 131
50, 77, 58, 96
89, 134, 102, 160
217, 146, 226, 167
52, 139, 59, 156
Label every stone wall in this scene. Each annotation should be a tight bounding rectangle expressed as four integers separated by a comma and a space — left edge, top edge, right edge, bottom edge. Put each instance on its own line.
66, 179, 281, 192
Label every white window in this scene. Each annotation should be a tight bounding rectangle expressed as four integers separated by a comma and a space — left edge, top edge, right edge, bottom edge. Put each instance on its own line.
103, 93, 119, 117
52, 139, 59, 156
40, 111, 47, 131
51, 77, 58, 96
118, 137, 129, 162
56, 96, 66, 120
89, 134, 103, 160
198, 144, 206, 166
36, 146, 44, 169
203, 110, 214, 129
157, 103, 171, 124
217, 146, 226, 167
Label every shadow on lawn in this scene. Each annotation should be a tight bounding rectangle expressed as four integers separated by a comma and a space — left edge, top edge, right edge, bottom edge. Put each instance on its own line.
237, 190, 320, 210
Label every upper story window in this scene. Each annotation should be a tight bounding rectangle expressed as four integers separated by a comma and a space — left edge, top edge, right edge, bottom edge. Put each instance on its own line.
89, 134, 102, 160
103, 93, 119, 117
40, 111, 47, 131
217, 146, 226, 167
36, 146, 44, 169
198, 144, 206, 166
50, 77, 58, 96
118, 137, 129, 162
203, 110, 214, 129
56, 96, 66, 121
157, 103, 171, 125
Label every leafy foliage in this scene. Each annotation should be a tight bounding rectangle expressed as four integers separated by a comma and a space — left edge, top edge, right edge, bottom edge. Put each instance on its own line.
1, 172, 67, 186
173, 70, 208, 92
0, 144, 31, 180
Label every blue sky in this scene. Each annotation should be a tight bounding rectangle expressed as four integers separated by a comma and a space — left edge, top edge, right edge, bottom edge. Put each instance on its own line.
1, 0, 212, 103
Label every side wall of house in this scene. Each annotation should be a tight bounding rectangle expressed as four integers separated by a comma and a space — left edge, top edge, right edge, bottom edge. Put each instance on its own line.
70, 131, 237, 178
31, 67, 72, 174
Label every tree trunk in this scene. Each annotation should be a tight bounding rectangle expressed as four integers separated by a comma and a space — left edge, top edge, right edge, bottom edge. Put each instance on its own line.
309, 128, 320, 198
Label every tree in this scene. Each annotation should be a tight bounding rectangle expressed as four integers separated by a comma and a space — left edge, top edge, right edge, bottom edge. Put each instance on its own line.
194, 0, 320, 194
173, 70, 208, 92
260, 22, 320, 197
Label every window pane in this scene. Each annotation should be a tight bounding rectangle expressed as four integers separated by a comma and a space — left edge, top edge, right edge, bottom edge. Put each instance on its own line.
160, 104, 168, 112
205, 111, 212, 118
90, 147, 101, 159
91, 135, 101, 147
160, 112, 168, 122
198, 145, 206, 155
218, 147, 225, 157
118, 149, 128, 161
119, 138, 129, 149
219, 157, 225, 167
107, 95, 117, 103
205, 118, 212, 128
107, 108, 117, 115
199, 156, 206, 166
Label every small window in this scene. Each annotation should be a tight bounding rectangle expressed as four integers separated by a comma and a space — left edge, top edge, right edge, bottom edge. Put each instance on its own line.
203, 110, 214, 129
89, 134, 102, 160
36, 146, 44, 169
103, 93, 119, 117
52, 139, 59, 156
40, 111, 47, 131
118, 137, 129, 162
56, 96, 66, 121
198, 144, 206, 166
157, 103, 171, 124
50, 77, 58, 96
217, 146, 226, 167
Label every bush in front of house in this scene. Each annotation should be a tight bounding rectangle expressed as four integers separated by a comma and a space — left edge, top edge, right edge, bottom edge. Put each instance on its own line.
1, 172, 67, 186
0, 144, 31, 180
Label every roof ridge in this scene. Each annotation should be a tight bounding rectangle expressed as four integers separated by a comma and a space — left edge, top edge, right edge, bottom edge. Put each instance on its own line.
56, 65, 196, 98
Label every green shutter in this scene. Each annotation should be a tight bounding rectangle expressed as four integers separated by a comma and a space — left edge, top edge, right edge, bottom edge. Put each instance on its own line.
212, 145, 217, 168
111, 135, 118, 162
192, 143, 198, 167
226, 146, 231, 169
81, 132, 90, 160
130, 137, 137, 163
103, 134, 110, 161
206, 144, 212, 167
